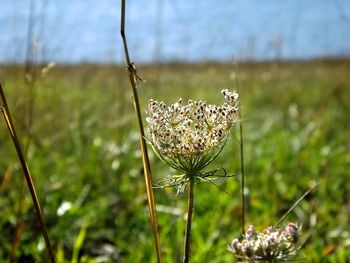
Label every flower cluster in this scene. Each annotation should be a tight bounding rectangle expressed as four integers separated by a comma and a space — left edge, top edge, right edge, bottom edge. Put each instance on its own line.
146, 89, 239, 174
228, 223, 301, 262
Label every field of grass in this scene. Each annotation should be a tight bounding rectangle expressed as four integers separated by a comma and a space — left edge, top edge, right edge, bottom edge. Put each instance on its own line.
0, 60, 349, 262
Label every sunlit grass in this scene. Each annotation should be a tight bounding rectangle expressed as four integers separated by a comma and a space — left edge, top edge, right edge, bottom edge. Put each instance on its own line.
0, 60, 349, 262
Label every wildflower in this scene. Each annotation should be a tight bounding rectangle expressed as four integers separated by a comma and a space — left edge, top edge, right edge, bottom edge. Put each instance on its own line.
147, 90, 239, 262
146, 89, 239, 176
228, 223, 301, 262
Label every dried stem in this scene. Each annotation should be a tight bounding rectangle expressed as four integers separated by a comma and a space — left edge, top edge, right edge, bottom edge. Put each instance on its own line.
0, 83, 55, 262
183, 176, 194, 263
120, 1, 162, 262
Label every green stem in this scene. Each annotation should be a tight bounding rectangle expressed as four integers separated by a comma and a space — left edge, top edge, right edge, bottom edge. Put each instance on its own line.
234, 62, 245, 234
239, 120, 245, 234
183, 176, 195, 263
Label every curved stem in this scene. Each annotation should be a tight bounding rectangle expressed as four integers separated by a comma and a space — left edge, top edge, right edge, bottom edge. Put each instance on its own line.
183, 176, 194, 263
0, 84, 55, 262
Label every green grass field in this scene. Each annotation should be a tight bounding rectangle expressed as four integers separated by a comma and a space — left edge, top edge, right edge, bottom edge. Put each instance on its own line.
0, 60, 349, 262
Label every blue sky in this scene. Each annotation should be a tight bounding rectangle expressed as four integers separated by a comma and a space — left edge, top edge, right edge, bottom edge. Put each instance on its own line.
1, 0, 349, 63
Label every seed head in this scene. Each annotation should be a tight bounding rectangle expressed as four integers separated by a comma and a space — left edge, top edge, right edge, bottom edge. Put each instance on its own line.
146, 90, 239, 174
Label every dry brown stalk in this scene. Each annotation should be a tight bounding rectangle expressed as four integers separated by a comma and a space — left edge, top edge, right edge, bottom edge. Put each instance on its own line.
0, 82, 55, 263
119, 1, 162, 262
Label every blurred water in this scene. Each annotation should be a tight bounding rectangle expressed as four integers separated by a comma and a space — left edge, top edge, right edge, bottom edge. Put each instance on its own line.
0, 0, 349, 63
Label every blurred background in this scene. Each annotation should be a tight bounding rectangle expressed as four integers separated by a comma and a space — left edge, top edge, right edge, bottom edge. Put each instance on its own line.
0, 0, 349, 262
1, 0, 350, 63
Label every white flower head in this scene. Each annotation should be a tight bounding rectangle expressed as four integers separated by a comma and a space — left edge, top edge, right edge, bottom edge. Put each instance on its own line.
146, 90, 239, 174
228, 223, 301, 261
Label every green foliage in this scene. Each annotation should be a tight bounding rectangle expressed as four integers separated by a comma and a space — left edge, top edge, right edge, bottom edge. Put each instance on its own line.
0, 61, 349, 262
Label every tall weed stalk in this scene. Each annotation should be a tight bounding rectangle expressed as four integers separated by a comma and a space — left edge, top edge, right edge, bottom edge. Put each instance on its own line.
233, 62, 246, 234
0, 83, 55, 262
119, 1, 162, 262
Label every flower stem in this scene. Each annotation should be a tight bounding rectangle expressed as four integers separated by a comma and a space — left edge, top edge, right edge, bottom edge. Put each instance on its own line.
233, 61, 246, 234
183, 176, 195, 263
239, 119, 245, 235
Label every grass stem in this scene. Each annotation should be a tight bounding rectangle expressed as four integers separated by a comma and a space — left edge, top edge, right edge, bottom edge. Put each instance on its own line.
276, 182, 319, 226
0, 83, 55, 262
120, 1, 162, 262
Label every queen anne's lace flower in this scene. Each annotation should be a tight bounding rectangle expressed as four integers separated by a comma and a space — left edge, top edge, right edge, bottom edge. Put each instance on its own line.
228, 223, 301, 262
146, 89, 239, 174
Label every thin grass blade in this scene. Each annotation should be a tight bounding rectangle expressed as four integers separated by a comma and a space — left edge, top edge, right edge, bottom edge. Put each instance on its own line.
276, 182, 319, 226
